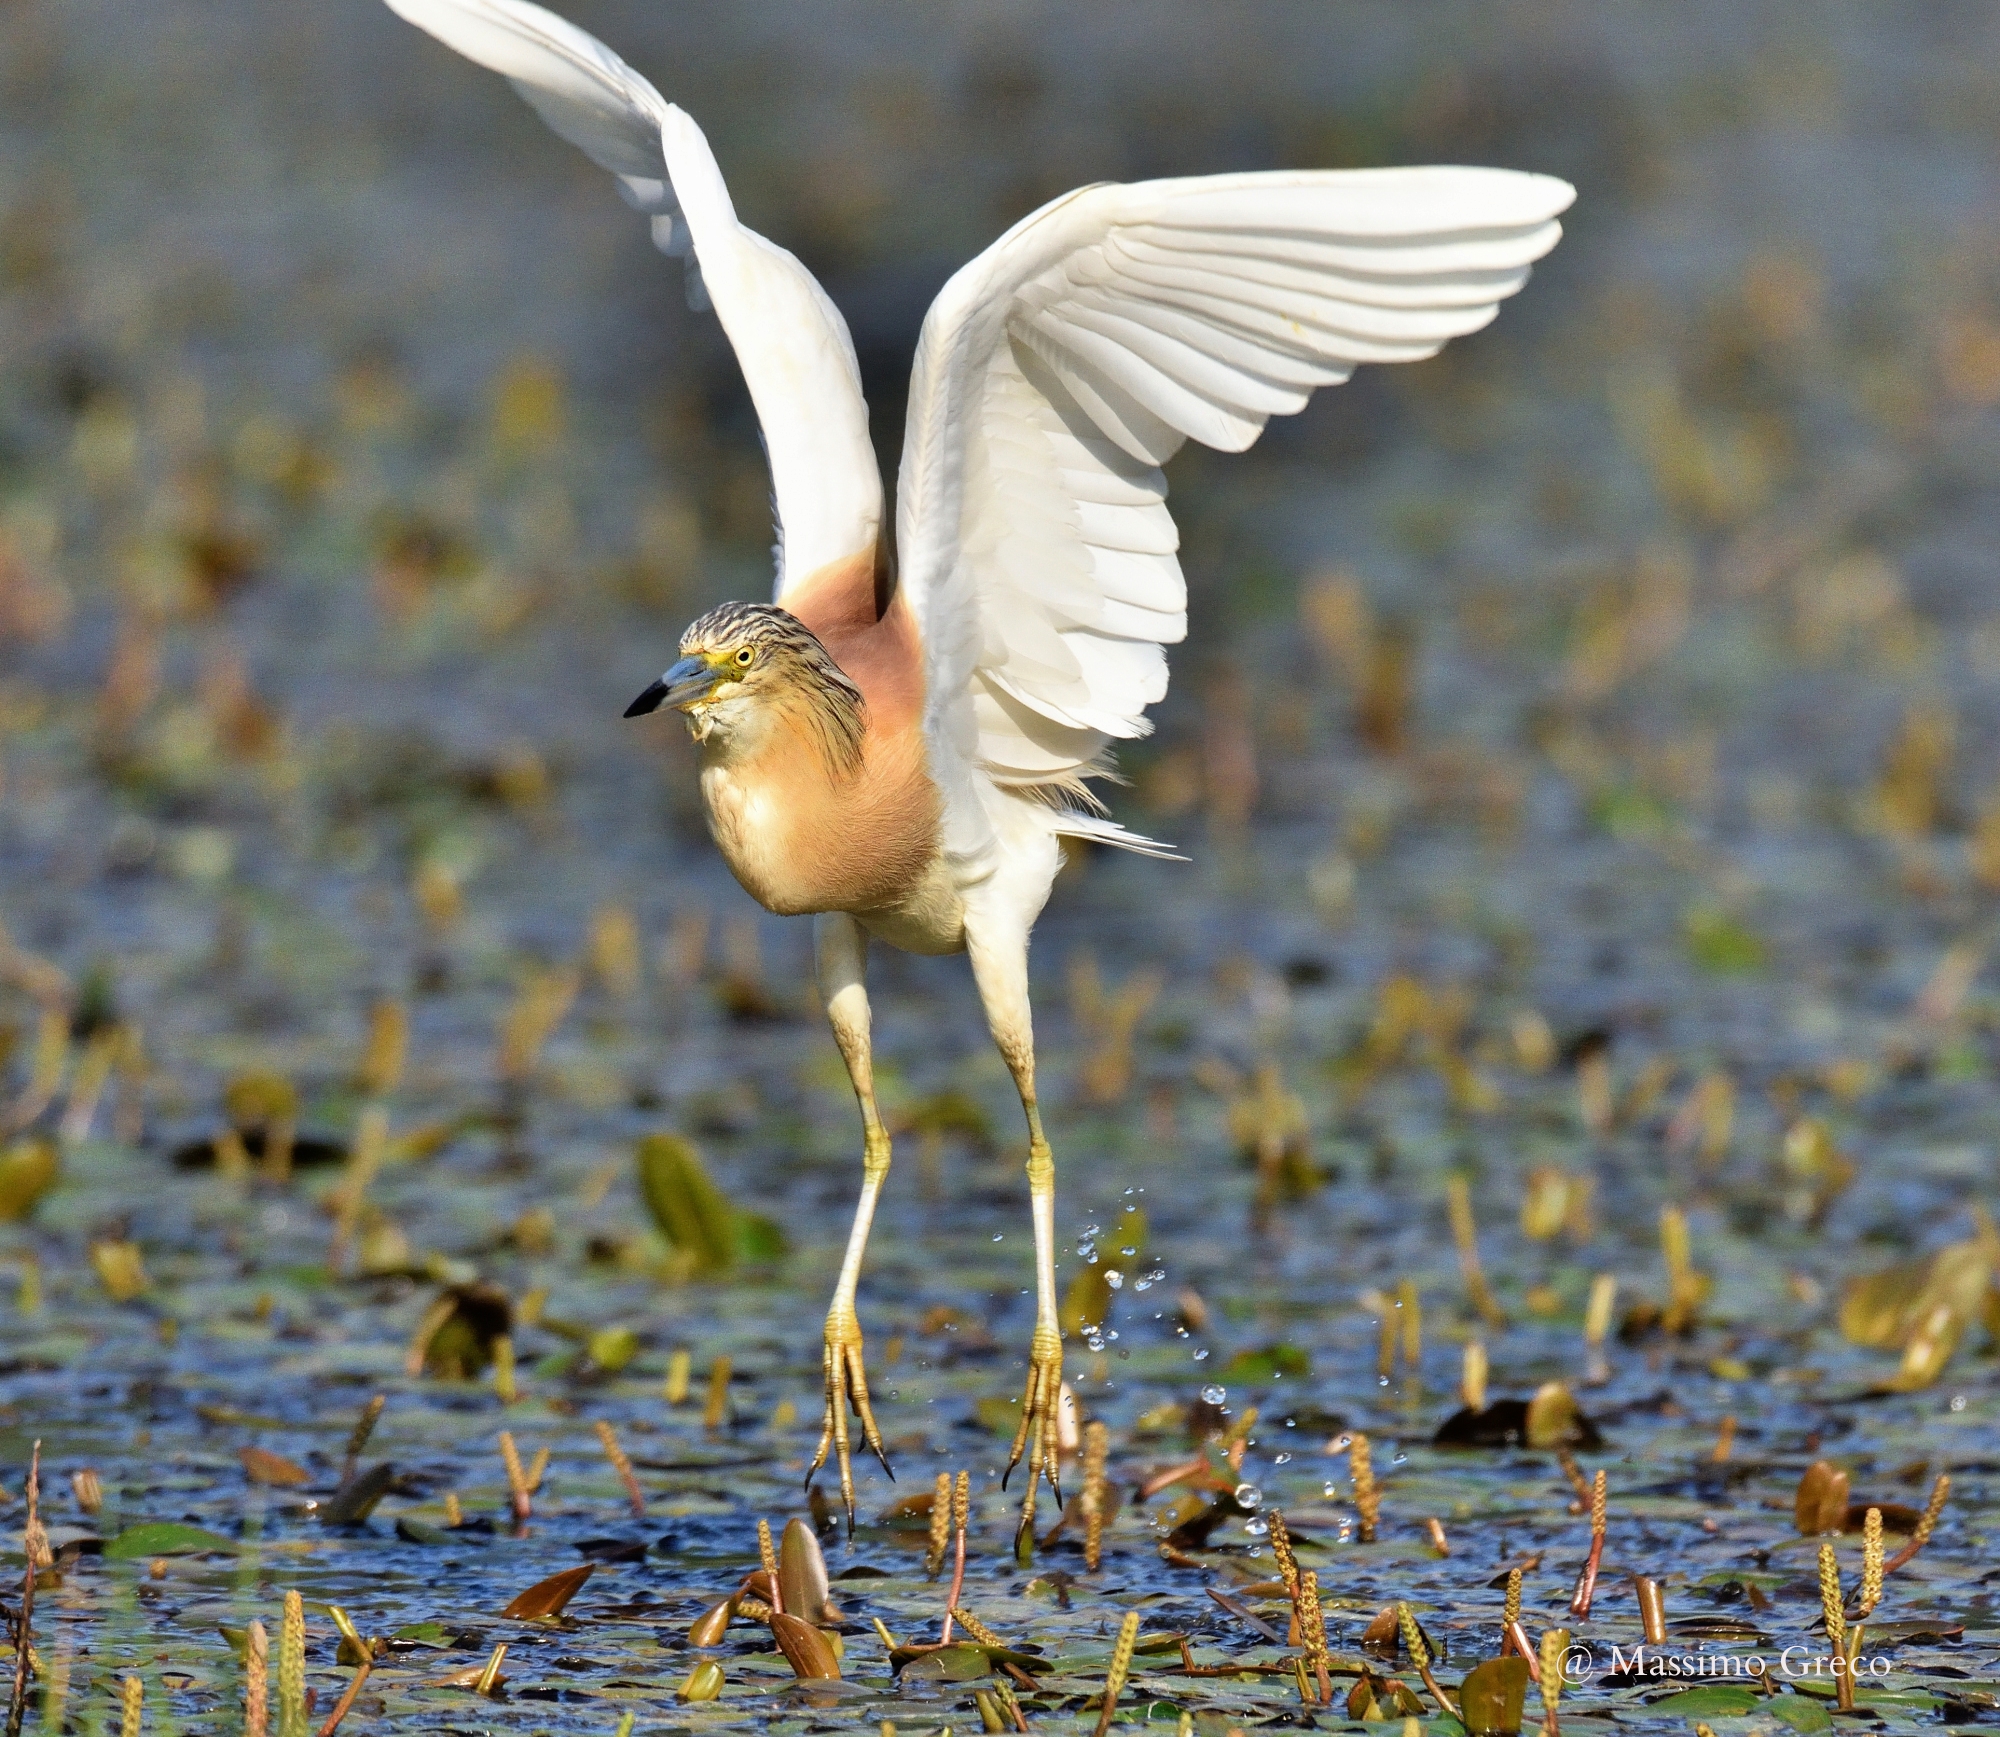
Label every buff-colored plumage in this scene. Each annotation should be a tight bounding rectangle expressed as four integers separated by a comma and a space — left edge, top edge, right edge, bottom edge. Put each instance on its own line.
380, 0, 1573, 1528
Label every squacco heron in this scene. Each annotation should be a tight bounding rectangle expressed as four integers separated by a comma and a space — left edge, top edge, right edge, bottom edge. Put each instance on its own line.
383, 0, 1573, 1531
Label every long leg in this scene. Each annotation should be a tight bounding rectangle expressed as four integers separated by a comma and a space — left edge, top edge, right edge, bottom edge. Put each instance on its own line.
966, 919, 1064, 1534
806, 913, 893, 1525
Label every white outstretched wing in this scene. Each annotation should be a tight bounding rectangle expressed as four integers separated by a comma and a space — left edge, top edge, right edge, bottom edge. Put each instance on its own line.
380, 0, 880, 589
896, 167, 1574, 858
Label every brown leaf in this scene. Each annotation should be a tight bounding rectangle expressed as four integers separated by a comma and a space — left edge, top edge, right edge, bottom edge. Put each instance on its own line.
687, 1597, 736, 1647
501, 1563, 594, 1620
1794, 1460, 1850, 1535
769, 1611, 841, 1680
1841, 1502, 1924, 1535
239, 1446, 311, 1488
778, 1517, 836, 1625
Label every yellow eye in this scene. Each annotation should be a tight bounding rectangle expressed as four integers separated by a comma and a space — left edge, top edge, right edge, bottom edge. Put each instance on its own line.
734, 646, 755, 667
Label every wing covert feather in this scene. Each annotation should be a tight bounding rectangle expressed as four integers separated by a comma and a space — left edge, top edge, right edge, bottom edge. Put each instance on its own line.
896, 164, 1572, 860
381, 0, 880, 589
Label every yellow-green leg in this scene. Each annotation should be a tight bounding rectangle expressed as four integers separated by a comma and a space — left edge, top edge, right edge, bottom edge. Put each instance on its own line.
966, 920, 1065, 1539
807, 915, 893, 1526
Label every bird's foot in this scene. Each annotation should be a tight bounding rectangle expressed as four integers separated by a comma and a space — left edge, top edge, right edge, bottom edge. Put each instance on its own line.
807, 1303, 892, 1530
1002, 1321, 1065, 1515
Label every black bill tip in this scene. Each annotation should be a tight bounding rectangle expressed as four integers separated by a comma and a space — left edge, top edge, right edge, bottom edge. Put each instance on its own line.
622, 678, 670, 719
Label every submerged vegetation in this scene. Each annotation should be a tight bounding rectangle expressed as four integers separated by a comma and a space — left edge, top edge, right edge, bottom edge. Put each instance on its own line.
1, 3, 1999, 1733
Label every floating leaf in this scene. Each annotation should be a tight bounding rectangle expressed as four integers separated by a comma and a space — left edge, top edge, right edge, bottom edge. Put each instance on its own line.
735, 1210, 788, 1263
1436, 1392, 1602, 1451
239, 1446, 311, 1487
89, 1238, 147, 1301
1684, 908, 1766, 973
1768, 1695, 1834, 1733
1645, 1685, 1761, 1716
0, 1137, 58, 1222
103, 1522, 240, 1559
585, 1324, 640, 1374
501, 1562, 593, 1620
1216, 1343, 1313, 1383
1459, 1655, 1531, 1736
896, 1644, 996, 1682
395, 1518, 454, 1547
575, 1536, 648, 1563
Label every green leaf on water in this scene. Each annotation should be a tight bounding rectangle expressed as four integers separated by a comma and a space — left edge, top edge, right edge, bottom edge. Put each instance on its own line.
735, 1210, 788, 1263
1768, 1694, 1833, 1733
586, 1324, 640, 1373
0, 1137, 58, 1223
635, 1133, 784, 1272
637, 1133, 735, 1271
104, 1522, 241, 1559
1642, 1685, 1760, 1716
973, 1394, 1020, 1436
1457, 1655, 1530, 1736
1217, 1343, 1313, 1382
1684, 908, 1766, 974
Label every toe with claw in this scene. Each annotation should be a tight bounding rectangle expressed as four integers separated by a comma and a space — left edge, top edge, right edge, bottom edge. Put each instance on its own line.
807, 1304, 892, 1529
1003, 1319, 1065, 1536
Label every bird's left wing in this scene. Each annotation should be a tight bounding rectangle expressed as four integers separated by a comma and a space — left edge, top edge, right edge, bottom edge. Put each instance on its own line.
896, 166, 1573, 863
380, 0, 881, 588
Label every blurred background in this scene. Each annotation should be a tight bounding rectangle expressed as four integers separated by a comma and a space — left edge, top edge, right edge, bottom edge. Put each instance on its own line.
0, 0, 1997, 1711
2, 0, 1999, 1428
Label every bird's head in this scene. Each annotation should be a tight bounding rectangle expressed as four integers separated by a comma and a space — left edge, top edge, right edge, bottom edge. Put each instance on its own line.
623, 600, 864, 772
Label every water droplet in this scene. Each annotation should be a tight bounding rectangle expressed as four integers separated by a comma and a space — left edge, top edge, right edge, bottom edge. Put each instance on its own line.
1274, 1452, 1293, 1465
1243, 1517, 1269, 1537
1192, 1347, 1210, 1361
1323, 1481, 1340, 1499
1234, 1482, 1262, 1510
1200, 1383, 1227, 1404
1392, 1452, 1408, 1465
1119, 1246, 1137, 1257
1133, 1277, 1153, 1292
1105, 1270, 1124, 1289
992, 1233, 1004, 1242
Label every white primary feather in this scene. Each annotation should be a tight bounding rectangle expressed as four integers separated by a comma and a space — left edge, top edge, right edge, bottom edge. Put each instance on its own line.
379, 0, 880, 592
896, 165, 1573, 863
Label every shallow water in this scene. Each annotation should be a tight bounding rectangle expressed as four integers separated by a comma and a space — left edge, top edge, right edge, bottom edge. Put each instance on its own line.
1, 2, 1998, 1732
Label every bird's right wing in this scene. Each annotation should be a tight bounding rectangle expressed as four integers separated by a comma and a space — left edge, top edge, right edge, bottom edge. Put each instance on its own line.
380, 0, 881, 589
895, 166, 1573, 864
